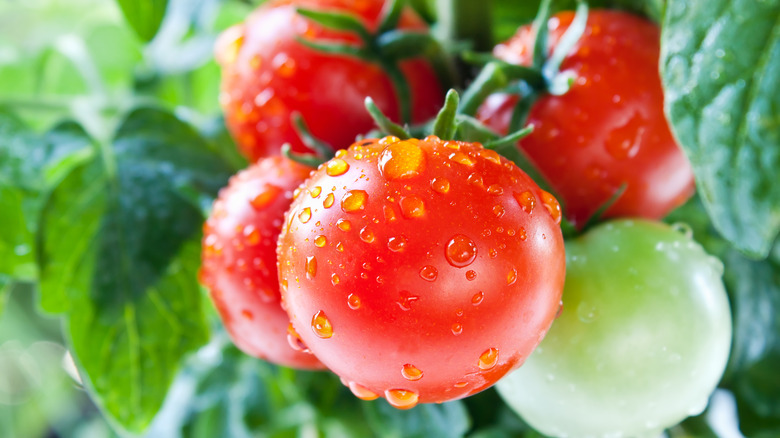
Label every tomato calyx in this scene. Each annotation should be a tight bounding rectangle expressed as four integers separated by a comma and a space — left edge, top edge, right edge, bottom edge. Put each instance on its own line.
281, 112, 337, 168
295, 0, 455, 124
458, 0, 589, 132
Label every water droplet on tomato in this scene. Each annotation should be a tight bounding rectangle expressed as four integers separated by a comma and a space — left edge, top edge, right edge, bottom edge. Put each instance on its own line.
384, 389, 419, 409
250, 185, 281, 210
378, 140, 426, 180
287, 323, 310, 352
506, 267, 518, 285
272, 52, 296, 77
492, 204, 505, 218
305, 256, 317, 279
311, 311, 333, 338
383, 204, 398, 223
323, 193, 335, 208
451, 323, 463, 335
445, 235, 478, 267
314, 235, 327, 247
401, 364, 423, 381
419, 265, 438, 281
399, 195, 426, 219
388, 235, 407, 252
359, 226, 375, 243
540, 190, 562, 225
431, 177, 450, 194
472, 291, 484, 305
487, 184, 504, 195
467, 173, 485, 189
454, 381, 468, 388
299, 207, 312, 224
342, 190, 368, 212
397, 294, 419, 311
478, 348, 499, 370
327, 158, 350, 176
449, 151, 475, 167
514, 191, 536, 213
347, 293, 361, 309
349, 382, 378, 400
336, 218, 351, 231
466, 270, 477, 281
241, 309, 253, 320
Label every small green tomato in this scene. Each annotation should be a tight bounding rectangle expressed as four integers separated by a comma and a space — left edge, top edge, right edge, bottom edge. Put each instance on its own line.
496, 219, 731, 438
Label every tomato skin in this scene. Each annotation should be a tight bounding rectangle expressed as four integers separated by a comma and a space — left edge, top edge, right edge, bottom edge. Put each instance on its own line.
200, 157, 324, 370
477, 10, 695, 227
276, 136, 566, 406
496, 220, 732, 437
216, 0, 444, 162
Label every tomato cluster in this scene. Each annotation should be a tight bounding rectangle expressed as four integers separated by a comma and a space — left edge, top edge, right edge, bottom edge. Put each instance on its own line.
202, 0, 731, 432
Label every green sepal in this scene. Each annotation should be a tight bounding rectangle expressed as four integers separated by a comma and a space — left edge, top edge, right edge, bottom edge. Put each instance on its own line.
365, 97, 411, 139
432, 89, 460, 140
295, 7, 373, 43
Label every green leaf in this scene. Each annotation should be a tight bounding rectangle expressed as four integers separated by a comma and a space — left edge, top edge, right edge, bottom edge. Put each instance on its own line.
722, 250, 780, 435
661, 0, 780, 258
116, 0, 169, 42
37, 107, 234, 432
0, 109, 93, 286
362, 399, 470, 438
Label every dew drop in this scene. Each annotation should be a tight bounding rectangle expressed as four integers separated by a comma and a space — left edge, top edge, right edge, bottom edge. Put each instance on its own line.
305, 256, 317, 279
359, 226, 376, 243
419, 265, 438, 281
310, 186, 322, 198
385, 389, 419, 409
336, 242, 345, 252
399, 195, 426, 219
287, 323, 310, 352
250, 185, 281, 210
378, 140, 426, 180
449, 151, 475, 167
445, 235, 478, 267
331, 273, 340, 286
314, 235, 327, 247
671, 222, 694, 239
323, 193, 335, 208
451, 323, 463, 335
342, 190, 368, 212
492, 204, 505, 218
472, 291, 484, 305
388, 235, 408, 252
514, 191, 536, 213
397, 294, 419, 311
298, 207, 312, 224
347, 293, 361, 309
336, 218, 352, 231
401, 364, 423, 381
487, 184, 504, 195
349, 382, 379, 400
454, 381, 468, 388
326, 158, 350, 176
431, 177, 450, 194
311, 311, 333, 338
478, 348, 499, 370
383, 204, 398, 223
466, 270, 477, 281
540, 190, 562, 224
506, 267, 518, 285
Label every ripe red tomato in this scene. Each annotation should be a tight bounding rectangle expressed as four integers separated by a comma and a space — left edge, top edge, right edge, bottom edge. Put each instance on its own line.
477, 10, 695, 227
200, 157, 324, 370
216, 0, 445, 162
276, 136, 566, 407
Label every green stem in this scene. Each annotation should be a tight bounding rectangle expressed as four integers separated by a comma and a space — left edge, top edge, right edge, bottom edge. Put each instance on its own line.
458, 62, 508, 116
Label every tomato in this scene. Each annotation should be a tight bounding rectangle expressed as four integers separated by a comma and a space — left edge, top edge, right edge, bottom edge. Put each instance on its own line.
496, 219, 732, 437
216, 0, 445, 162
477, 10, 695, 227
200, 157, 324, 370
276, 135, 566, 408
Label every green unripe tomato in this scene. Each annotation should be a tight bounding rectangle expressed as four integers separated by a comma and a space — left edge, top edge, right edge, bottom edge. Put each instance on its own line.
496, 219, 732, 438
